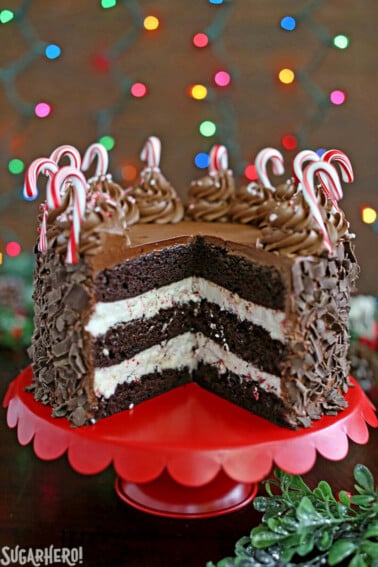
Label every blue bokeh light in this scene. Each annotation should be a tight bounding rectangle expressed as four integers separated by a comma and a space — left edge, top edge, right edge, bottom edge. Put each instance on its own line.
280, 16, 297, 31
194, 152, 209, 169
45, 44, 62, 60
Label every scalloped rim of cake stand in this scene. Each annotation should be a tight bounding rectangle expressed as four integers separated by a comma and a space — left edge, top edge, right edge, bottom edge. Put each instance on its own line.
3, 367, 377, 517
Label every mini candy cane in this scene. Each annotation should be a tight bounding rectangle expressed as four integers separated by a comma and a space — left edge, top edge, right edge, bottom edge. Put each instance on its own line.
209, 144, 228, 173
292, 149, 320, 184
255, 147, 285, 189
38, 203, 48, 253
82, 143, 109, 179
23, 158, 59, 201
302, 161, 342, 254
51, 167, 87, 264
140, 136, 161, 169
49, 144, 81, 169
318, 149, 354, 204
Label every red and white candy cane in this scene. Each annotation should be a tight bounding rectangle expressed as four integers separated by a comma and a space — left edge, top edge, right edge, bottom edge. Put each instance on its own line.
209, 144, 228, 173
51, 167, 87, 264
255, 147, 285, 189
140, 136, 161, 169
292, 149, 320, 184
23, 158, 59, 201
302, 161, 342, 254
82, 143, 109, 178
318, 149, 354, 205
49, 144, 81, 169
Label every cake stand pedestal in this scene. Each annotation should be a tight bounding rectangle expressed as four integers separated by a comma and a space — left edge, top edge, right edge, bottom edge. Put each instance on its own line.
3, 367, 377, 519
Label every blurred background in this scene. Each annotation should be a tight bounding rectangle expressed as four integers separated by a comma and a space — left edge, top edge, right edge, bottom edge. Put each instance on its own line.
0, 0, 377, 359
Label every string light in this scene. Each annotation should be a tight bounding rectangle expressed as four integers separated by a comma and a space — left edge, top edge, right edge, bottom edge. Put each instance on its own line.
0, 9, 14, 24
280, 16, 296, 31
208, 0, 224, 4
361, 206, 377, 225
101, 0, 117, 8
193, 33, 209, 48
143, 15, 159, 31
316, 148, 327, 157
5, 242, 21, 257
281, 134, 298, 150
213, 70, 231, 87
8, 159, 25, 175
244, 164, 258, 181
45, 44, 62, 60
98, 135, 115, 151
330, 89, 346, 105
130, 82, 148, 98
34, 102, 52, 118
194, 152, 209, 169
278, 68, 295, 84
199, 120, 216, 137
122, 164, 137, 181
189, 84, 208, 100
333, 34, 349, 49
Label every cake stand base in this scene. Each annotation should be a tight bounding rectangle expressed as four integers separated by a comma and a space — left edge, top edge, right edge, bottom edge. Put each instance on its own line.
4, 367, 377, 518
115, 470, 257, 518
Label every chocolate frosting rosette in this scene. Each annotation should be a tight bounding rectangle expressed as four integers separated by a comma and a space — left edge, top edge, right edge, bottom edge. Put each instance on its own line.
185, 144, 235, 222
130, 136, 184, 224
229, 182, 275, 225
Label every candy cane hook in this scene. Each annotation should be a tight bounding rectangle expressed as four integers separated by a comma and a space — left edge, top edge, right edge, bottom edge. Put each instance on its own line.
292, 149, 320, 185
23, 158, 59, 201
82, 143, 109, 178
51, 167, 87, 264
209, 144, 228, 173
302, 161, 342, 254
318, 149, 354, 205
255, 148, 285, 189
50, 145, 82, 170
140, 136, 161, 169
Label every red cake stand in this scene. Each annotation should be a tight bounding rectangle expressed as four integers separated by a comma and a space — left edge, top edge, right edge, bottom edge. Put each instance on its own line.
3, 366, 377, 519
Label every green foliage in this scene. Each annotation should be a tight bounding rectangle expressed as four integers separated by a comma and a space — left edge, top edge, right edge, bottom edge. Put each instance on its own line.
207, 465, 378, 567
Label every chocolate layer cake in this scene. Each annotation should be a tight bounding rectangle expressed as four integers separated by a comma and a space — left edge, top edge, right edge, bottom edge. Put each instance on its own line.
27, 141, 359, 428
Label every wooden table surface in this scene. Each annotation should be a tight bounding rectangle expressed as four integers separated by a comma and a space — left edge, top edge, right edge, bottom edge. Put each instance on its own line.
0, 350, 377, 567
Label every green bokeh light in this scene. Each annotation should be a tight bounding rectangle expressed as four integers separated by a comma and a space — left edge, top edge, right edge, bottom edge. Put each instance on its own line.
333, 34, 350, 49
101, 0, 117, 9
0, 10, 14, 24
99, 135, 115, 151
8, 158, 25, 175
199, 120, 217, 137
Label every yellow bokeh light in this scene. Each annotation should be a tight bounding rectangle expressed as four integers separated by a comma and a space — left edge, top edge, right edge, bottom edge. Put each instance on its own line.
278, 68, 295, 84
190, 84, 208, 100
361, 206, 377, 224
144, 15, 159, 31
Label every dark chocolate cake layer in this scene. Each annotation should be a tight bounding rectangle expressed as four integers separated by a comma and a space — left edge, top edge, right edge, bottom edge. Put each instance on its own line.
92, 301, 286, 377
94, 238, 287, 310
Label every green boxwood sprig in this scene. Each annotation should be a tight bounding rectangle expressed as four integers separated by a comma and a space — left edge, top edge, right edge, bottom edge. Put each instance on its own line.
207, 464, 378, 567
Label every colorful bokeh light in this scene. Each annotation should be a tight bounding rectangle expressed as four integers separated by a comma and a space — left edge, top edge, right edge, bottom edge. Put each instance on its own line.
330, 89, 346, 105
101, 0, 117, 8
278, 68, 295, 84
99, 135, 115, 151
199, 120, 216, 137
45, 44, 61, 60
282, 134, 298, 150
0, 9, 14, 24
214, 70, 231, 87
34, 102, 52, 118
8, 158, 25, 175
244, 164, 258, 181
194, 152, 209, 169
193, 33, 209, 48
190, 84, 208, 100
280, 16, 296, 31
122, 164, 137, 181
130, 82, 148, 98
144, 15, 159, 31
333, 34, 350, 49
6, 241, 21, 257
361, 206, 377, 225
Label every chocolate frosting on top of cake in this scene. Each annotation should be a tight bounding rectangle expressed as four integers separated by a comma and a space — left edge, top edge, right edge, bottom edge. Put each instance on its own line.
130, 168, 184, 223
229, 182, 275, 225
185, 169, 235, 222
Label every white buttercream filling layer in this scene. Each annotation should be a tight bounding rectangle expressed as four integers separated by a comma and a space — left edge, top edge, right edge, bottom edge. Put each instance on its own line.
86, 276, 285, 341
94, 332, 281, 399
